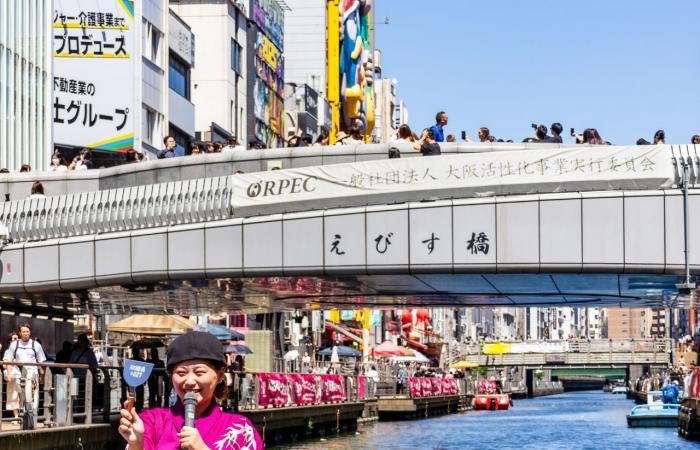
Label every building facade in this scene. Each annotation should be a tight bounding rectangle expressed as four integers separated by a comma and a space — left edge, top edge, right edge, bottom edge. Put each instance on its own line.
171, 0, 248, 146
167, 10, 196, 154
374, 78, 396, 143
0, 0, 52, 171
247, 0, 285, 148
283, 0, 328, 139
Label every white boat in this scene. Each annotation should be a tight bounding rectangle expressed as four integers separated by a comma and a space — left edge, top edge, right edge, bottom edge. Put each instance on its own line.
627, 404, 680, 427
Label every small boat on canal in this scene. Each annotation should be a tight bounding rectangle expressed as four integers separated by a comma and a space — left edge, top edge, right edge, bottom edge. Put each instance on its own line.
626, 404, 680, 427
474, 393, 510, 410
473, 378, 510, 411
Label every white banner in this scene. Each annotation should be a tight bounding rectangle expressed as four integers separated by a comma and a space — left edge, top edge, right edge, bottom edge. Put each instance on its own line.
509, 342, 569, 354
231, 145, 675, 215
53, 0, 135, 151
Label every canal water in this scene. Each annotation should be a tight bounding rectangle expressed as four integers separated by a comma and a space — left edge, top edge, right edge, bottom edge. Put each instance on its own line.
276, 391, 696, 450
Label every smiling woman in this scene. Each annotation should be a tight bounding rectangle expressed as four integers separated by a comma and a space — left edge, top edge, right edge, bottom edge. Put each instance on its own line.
118, 331, 263, 450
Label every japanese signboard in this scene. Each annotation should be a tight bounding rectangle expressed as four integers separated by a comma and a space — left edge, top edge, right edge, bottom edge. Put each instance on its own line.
53, 0, 135, 151
230, 145, 676, 216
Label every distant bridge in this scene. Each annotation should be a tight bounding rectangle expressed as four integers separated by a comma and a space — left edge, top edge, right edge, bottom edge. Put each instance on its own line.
455, 339, 671, 367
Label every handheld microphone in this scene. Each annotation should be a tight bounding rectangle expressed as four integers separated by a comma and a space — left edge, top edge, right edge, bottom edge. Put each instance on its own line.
183, 392, 197, 428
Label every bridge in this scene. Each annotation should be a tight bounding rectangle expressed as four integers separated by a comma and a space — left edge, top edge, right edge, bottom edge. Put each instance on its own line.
453, 339, 671, 367
0, 142, 697, 312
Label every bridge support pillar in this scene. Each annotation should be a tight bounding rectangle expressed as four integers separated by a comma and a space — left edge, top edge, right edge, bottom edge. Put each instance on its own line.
525, 369, 534, 398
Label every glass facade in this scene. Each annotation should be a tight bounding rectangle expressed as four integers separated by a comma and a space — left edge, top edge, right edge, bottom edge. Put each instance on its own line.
168, 53, 190, 99
0, 0, 51, 171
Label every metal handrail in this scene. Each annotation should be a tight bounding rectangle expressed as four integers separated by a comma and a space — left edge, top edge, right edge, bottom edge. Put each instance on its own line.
0, 361, 92, 432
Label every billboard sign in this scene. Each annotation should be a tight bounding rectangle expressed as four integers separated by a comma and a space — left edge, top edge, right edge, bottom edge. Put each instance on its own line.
52, 0, 136, 151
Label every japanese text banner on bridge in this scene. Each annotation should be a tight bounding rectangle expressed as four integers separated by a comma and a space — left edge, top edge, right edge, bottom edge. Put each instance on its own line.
230, 145, 675, 216
257, 373, 291, 407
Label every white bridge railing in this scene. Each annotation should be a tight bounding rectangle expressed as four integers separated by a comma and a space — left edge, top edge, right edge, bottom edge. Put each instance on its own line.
0, 144, 693, 244
0, 176, 232, 242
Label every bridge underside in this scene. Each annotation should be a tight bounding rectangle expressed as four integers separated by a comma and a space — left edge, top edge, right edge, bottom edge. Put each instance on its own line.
41, 272, 686, 316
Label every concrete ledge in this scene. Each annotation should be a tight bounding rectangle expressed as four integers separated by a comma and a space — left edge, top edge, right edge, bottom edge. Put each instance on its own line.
377, 395, 461, 420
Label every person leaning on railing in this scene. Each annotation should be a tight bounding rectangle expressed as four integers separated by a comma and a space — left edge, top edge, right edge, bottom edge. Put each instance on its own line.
118, 331, 263, 450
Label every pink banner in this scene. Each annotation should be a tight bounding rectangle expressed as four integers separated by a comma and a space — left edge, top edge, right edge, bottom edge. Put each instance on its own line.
257, 373, 291, 407
421, 377, 432, 397
442, 378, 458, 395
408, 377, 459, 397
431, 378, 443, 396
408, 377, 420, 397
320, 374, 347, 403
478, 379, 498, 394
289, 374, 320, 405
357, 376, 366, 400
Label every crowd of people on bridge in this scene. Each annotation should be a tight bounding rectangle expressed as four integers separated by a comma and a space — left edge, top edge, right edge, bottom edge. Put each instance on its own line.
386, 110, 700, 157
3, 115, 697, 174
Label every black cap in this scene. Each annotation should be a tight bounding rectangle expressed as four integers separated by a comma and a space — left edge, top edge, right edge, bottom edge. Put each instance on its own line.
166, 331, 225, 371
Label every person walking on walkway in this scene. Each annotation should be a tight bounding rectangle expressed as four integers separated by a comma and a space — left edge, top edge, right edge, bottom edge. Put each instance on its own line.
3, 324, 47, 421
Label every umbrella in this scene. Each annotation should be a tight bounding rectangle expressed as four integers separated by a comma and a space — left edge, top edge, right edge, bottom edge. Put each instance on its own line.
318, 345, 362, 358
106, 314, 195, 335
390, 349, 430, 363
450, 360, 479, 369
372, 341, 410, 357
330, 346, 340, 363
223, 344, 253, 355
203, 324, 245, 341
283, 350, 300, 361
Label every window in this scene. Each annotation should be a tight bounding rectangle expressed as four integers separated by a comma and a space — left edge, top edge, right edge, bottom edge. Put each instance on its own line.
151, 30, 161, 64
145, 108, 156, 145
230, 38, 241, 74
169, 125, 189, 157
168, 52, 189, 99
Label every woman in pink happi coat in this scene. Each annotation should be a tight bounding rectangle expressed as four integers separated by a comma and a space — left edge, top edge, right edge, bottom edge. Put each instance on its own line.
118, 331, 263, 450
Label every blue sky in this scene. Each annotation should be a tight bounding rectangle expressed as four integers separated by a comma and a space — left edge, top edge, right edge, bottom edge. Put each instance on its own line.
374, 0, 700, 145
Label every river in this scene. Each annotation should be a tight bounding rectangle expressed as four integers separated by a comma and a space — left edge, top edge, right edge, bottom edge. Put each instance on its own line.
275, 391, 696, 450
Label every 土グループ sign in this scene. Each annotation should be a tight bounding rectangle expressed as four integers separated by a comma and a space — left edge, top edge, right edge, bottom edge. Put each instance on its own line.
52, 0, 135, 152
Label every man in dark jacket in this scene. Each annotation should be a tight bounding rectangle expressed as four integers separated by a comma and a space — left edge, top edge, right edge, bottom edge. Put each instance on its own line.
157, 136, 177, 159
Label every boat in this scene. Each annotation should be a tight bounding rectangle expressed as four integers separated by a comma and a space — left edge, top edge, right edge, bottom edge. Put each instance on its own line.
626, 404, 680, 427
473, 378, 510, 411
473, 393, 510, 410
612, 385, 628, 394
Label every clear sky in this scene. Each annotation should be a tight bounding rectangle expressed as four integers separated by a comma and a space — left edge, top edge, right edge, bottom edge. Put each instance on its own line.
374, 0, 700, 145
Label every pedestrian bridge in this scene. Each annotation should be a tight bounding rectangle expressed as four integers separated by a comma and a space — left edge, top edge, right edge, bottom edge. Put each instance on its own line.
454, 339, 671, 367
0, 143, 697, 313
